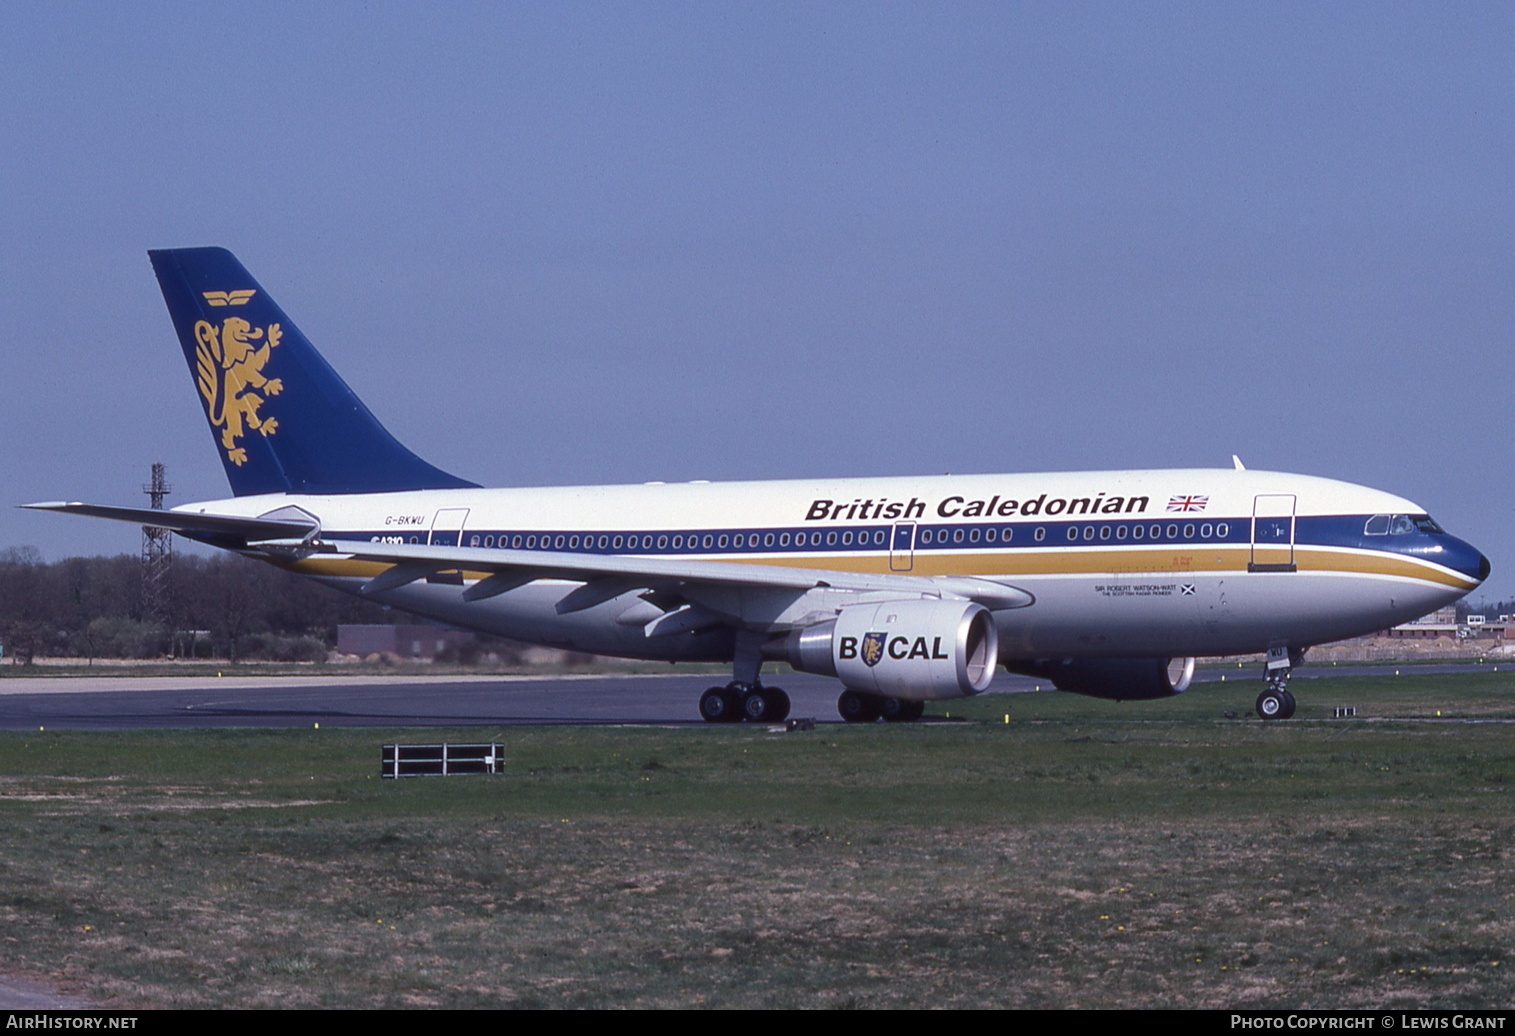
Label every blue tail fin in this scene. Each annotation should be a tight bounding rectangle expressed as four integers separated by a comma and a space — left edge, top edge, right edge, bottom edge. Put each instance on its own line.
149, 248, 478, 496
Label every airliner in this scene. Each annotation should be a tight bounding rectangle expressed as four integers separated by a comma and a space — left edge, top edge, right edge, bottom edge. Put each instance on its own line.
28, 248, 1490, 722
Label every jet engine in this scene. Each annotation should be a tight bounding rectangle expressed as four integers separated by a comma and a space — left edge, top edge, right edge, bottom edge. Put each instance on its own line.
1006, 656, 1196, 700
771, 599, 999, 700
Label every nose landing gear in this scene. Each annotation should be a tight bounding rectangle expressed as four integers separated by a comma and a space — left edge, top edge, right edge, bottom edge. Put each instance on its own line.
1256, 646, 1302, 720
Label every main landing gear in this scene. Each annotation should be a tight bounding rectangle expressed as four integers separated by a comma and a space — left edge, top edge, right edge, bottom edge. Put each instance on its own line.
1255, 646, 1301, 720
695, 683, 926, 724
699, 683, 791, 724
837, 690, 925, 724
701, 632, 793, 724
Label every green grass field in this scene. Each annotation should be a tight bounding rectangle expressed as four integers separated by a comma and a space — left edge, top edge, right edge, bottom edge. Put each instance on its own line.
1, 672, 1512, 1008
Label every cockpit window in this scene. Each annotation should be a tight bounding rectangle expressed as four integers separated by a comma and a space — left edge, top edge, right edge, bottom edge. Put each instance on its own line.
1366, 513, 1440, 536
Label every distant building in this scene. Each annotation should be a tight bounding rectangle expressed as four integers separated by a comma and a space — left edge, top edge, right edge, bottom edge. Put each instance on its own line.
1386, 611, 1505, 642
1405, 605, 1458, 625
337, 624, 477, 659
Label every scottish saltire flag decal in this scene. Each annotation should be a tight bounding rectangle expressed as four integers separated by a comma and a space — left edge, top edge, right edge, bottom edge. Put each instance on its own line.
1167, 495, 1209, 513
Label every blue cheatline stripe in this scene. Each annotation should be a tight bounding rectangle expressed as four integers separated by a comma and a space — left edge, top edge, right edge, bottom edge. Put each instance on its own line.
341, 516, 1246, 552
319, 513, 1452, 564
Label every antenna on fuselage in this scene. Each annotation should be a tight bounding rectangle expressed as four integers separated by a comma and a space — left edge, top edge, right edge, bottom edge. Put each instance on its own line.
1232, 455, 1246, 471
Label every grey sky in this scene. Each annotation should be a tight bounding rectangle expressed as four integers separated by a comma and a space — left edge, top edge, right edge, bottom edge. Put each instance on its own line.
3, 3, 1511, 603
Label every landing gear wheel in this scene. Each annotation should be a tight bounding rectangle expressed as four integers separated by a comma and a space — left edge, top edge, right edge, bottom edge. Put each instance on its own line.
700, 686, 743, 723
762, 687, 791, 722
742, 687, 791, 723
838, 690, 883, 723
1256, 688, 1290, 721
880, 697, 925, 723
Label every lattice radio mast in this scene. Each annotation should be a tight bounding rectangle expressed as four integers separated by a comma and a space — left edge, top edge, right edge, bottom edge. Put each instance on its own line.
140, 462, 172, 627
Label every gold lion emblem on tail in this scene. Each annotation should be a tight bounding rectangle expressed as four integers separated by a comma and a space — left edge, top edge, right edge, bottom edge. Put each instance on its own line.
193, 317, 283, 465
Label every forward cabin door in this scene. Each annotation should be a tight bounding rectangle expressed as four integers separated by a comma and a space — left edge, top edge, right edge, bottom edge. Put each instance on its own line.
1249, 495, 1297, 573
428, 508, 471, 547
890, 521, 917, 572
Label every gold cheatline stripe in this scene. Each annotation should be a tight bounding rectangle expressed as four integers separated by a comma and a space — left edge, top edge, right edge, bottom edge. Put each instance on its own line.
281, 542, 1475, 590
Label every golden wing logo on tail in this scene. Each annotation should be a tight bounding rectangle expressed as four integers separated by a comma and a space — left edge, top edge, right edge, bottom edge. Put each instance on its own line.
192, 316, 283, 466
202, 290, 257, 307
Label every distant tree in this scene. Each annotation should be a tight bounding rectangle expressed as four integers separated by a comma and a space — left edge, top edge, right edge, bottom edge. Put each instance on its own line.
0, 547, 405, 662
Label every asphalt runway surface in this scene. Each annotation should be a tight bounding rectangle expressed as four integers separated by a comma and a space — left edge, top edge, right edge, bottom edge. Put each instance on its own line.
0, 663, 1504, 730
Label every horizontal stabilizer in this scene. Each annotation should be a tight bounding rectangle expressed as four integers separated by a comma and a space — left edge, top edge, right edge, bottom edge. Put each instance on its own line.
22, 501, 317, 543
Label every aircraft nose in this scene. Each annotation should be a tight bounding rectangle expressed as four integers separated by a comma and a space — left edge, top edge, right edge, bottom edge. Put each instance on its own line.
1444, 536, 1491, 585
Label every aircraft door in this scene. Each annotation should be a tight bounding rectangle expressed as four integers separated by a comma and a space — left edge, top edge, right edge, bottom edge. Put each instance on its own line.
890, 521, 916, 572
429, 508, 471, 547
1249, 495, 1296, 572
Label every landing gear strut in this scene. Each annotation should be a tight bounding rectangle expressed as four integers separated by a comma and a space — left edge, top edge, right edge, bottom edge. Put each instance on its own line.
1256, 646, 1301, 720
700, 632, 792, 723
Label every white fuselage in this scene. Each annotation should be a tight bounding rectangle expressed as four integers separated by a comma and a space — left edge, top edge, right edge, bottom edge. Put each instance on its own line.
177, 467, 1484, 663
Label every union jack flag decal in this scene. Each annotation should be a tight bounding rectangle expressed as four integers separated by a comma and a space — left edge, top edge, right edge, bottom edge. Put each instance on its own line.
1167, 494, 1209, 513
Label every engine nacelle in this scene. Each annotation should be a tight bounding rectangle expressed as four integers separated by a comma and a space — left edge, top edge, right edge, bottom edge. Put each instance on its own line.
1006, 657, 1196, 700
773, 599, 999, 700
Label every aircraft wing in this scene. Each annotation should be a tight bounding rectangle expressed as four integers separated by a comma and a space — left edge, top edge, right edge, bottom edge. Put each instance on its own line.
310, 538, 1035, 612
